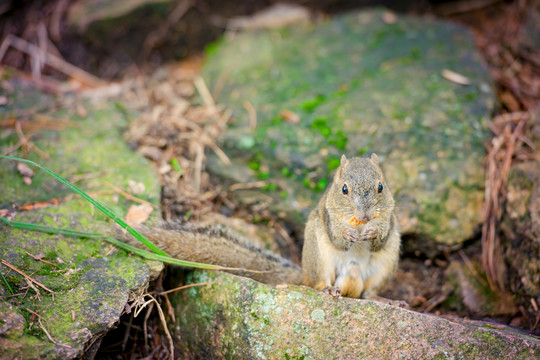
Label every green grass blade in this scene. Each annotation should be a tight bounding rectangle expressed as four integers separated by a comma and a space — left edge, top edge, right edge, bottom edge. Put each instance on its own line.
101, 236, 226, 270
0, 271, 14, 295
1, 216, 103, 238
0, 154, 168, 257
0, 216, 231, 271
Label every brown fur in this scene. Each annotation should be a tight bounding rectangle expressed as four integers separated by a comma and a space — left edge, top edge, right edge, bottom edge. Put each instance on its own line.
116, 222, 303, 285
302, 154, 400, 298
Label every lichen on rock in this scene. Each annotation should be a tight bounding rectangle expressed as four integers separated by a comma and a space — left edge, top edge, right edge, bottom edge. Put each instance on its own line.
170, 270, 540, 359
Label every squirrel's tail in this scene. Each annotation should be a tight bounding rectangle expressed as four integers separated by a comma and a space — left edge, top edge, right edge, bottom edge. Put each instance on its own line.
116, 222, 303, 286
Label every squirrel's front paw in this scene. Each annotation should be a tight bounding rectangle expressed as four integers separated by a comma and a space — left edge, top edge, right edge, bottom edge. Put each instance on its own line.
344, 227, 362, 243
359, 226, 379, 241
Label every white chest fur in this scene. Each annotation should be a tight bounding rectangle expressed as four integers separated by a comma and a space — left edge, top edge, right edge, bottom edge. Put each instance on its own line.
317, 228, 400, 297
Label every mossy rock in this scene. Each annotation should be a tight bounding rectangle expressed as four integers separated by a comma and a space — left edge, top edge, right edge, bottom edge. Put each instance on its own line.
170, 270, 540, 359
0, 211, 153, 359
202, 9, 496, 245
0, 82, 158, 215
0, 81, 160, 358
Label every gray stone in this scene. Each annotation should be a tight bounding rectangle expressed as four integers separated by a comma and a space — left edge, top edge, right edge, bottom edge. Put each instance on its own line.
171, 270, 540, 359
203, 9, 496, 245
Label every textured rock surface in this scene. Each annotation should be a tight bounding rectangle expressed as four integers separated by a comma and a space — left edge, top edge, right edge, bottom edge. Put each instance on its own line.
203, 9, 495, 245
172, 270, 540, 359
0, 82, 160, 359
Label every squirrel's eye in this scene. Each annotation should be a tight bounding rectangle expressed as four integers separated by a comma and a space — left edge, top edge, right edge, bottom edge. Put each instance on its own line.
378, 182, 383, 193
342, 184, 348, 195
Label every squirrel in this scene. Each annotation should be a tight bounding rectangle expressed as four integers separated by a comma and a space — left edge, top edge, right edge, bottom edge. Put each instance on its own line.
302, 153, 400, 298
120, 153, 399, 299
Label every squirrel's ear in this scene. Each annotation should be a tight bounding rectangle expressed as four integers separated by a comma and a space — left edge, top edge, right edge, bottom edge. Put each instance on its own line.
340, 154, 349, 167
371, 153, 379, 165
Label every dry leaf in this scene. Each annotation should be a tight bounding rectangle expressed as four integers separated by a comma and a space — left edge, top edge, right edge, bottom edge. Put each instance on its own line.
17, 162, 34, 185
279, 109, 300, 124
76, 103, 88, 118
138, 146, 162, 161
158, 164, 172, 175
382, 11, 397, 24
441, 69, 471, 85
19, 201, 54, 211
409, 295, 427, 307
17, 162, 34, 177
127, 180, 146, 195
126, 204, 153, 226
27, 252, 46, 260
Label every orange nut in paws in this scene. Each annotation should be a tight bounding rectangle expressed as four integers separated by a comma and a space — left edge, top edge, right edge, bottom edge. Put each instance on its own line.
349, 216, 367, 226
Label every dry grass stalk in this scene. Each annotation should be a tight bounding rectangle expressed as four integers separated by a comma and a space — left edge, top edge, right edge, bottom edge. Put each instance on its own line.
481, 111, 530, 290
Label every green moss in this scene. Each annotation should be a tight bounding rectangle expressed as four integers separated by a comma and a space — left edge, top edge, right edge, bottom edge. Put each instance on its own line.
329, 130, 348, 150
301, 95, 326, 112
356, 147, 368, 156
257, 172, 270, 180
263, 183, 278, 191
315, 178, 327, 192
204, 38, 222, 56
249, 161, 261, 171
271, 116, 282, 125
327, 157, 341, 170
284, 354, 306, 359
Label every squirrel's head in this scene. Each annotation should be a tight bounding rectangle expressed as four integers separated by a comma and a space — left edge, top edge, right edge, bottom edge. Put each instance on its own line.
329, 153, 394, 223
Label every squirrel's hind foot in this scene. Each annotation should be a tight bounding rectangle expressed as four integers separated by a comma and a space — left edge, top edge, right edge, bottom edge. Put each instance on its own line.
322, 286, 342, 297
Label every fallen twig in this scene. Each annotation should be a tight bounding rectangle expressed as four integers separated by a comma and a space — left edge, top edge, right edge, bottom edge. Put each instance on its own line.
155, 281, 214, 296
103, 181, 156, 209
194, 76, 216, 112
38, 318, 70, 347
1, 259, 57, 294
26, 251, 57, 268
0, 34, 105, 88
243, 101, 257, 130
